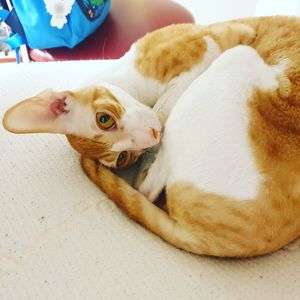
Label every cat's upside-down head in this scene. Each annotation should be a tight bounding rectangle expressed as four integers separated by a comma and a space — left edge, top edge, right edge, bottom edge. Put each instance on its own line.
2, 84, 161, 168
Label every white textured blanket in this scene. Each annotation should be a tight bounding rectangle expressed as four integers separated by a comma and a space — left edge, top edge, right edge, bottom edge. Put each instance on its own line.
0, 60, 299, 300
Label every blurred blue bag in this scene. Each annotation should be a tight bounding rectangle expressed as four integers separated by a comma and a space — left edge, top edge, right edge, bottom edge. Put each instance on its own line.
0, 0, 111, 49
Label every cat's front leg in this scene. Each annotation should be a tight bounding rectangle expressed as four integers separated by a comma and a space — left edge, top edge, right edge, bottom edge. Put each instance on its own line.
138, 147, 168, 203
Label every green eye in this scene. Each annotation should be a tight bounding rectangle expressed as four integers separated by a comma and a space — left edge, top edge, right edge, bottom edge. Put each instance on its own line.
96, 112, 116, 130
117, 151, 128, 168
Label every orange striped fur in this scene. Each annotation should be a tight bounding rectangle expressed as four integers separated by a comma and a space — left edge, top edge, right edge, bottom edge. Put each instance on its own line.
135, 23, 255, 83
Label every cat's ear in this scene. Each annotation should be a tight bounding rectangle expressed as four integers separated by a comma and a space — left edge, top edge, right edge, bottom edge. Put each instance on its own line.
2, 89, 73, 134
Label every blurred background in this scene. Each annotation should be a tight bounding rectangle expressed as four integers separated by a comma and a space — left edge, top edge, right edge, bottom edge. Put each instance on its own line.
1, 0, 300, 63
174, 0, 300, 24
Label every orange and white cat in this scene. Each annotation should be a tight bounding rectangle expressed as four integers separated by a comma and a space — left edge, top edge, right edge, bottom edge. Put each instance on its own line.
2, 22, 255, 168
2, 16, 300, 257
81, 45, 300, 258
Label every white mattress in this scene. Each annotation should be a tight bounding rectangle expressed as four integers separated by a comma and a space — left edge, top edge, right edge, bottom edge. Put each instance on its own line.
0, 60, 299, 300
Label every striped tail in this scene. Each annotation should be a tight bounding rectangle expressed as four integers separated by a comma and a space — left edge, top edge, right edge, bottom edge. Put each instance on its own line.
81, 157, 201, 253
81, 157, 300, 257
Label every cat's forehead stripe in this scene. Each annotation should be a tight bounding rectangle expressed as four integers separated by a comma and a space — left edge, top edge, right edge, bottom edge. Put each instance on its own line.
73, 87, 125, 120
93, 99, 125, 120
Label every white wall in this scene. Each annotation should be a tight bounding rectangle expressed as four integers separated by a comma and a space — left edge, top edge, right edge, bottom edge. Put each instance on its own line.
173, 0, 300, 24
255, 0, 300, 16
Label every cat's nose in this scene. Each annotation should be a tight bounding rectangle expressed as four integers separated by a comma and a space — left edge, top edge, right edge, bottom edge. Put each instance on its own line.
150, 128, 161, 140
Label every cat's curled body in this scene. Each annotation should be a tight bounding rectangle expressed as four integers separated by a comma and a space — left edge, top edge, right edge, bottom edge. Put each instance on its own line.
3, 22, 255, 167
82, 45, 299, 257
4, 16, 300, 256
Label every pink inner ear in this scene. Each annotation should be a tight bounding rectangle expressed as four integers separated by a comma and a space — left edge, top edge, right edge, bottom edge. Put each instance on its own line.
49, 96, 69, 118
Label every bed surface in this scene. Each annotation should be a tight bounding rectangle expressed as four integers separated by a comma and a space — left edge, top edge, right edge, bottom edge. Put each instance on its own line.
0, 60, 299, 300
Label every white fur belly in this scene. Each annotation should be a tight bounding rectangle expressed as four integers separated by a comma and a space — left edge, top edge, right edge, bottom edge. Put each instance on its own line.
165, 46, 280, 200
167, 97, 261, 200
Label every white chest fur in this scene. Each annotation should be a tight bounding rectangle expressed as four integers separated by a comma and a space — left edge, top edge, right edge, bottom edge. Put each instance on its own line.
165, 46, 281, 200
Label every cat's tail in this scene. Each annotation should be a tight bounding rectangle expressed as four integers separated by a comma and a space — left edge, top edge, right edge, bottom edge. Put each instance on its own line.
81, 157, 201, 253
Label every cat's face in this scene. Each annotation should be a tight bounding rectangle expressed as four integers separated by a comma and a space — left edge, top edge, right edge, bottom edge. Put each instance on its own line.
2, 85, 161, 167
